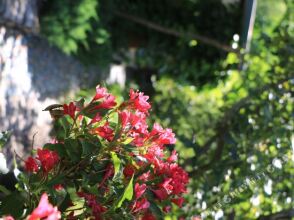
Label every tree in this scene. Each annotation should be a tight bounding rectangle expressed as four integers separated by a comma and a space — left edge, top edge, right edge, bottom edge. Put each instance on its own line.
0, 0, 103, 166
150, 0, 293, 218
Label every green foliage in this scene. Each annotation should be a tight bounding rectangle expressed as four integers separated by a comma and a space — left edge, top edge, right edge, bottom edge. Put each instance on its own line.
110, 152, 121, 179
101, 0, 242, 84
0, 131, 11, 149
41, 0, 242, 84
41, 0, 111, 66
149, 1, 294, 218
115, 175, 133, 209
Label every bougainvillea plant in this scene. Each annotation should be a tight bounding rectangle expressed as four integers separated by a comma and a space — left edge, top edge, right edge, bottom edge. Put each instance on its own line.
0, 86, 189, 219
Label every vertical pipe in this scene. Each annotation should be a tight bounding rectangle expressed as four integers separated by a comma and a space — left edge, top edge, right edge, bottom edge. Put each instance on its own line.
240, 0, 257, 52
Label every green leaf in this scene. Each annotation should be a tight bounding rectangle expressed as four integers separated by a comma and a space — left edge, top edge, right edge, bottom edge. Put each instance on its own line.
60, 116, 72, 137
46, 174, 65, 188
53, 116, 72, 140
0, 131, 11, 149
110, 152, 121, 179
43, 143, 67, 157
81, 102, 108, 119
115, 175, 134, 209
58, 193, 72, 212
64, 139, 82, 162
0, 185, 10, 195
112, 112, 122, 141
149, 202, 164, 219
0, 192, 25, 218
122, 137, 133, 145
81, 139, 99, 156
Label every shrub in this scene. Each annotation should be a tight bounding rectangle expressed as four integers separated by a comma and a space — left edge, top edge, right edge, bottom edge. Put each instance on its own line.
0, 86, 189, 220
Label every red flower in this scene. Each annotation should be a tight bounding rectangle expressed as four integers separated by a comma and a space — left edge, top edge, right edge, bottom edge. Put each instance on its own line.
53, 184, 64, 191
159, 178, 173, 193
119, 111, 130, 129
152, 188, 169, 200
90, 113, 102, 125
36, 149, 60, 173
142, 212, 156, 220
77, 192, 106, 218
129, 89, 151, 113
96, 94, 116, 109
158, 128, 176, 145
123, 164, 136, 177
131, 134, 146, 147
163, 206, 171, 213
63, 102, 76, 119
132, 198, 150, 213
25, 156, 39, 173
171, 197, 185, 207
130, 111, 148, 134
138, 171, 152, 182
28, 193, 61, 220
99, 164, 114, 188
167, 150, 178, 163
95, 122, 114, 141
169, 164, 189, 195
135, 183, 147, 199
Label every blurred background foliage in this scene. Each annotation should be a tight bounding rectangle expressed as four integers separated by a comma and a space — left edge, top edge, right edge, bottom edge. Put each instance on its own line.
39, 0, 293, 219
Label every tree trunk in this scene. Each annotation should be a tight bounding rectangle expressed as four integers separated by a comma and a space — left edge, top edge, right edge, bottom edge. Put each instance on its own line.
0, 0, 103, 168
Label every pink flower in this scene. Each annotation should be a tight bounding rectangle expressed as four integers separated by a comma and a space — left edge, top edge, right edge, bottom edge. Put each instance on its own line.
167, 150, 178, 163
129, 89, 151, 113
160, 178, 173, 193
130, 111, 148, 134
93, 85, 108, 100
36, 149, 60, 173
158, 128, 176, 145
131, 134, 146, 147
150, 123, 176, 145
25, 156, 39, 173
150, 123, 164, 135
28, 193, 61, 220
163, 206, 171, 213
96, 94, 116, 109
138, 171, 152, 182
63, 102, 76, 119
2, 216, 14, 220
132, 198, 150, 213
135, 183, 147, 199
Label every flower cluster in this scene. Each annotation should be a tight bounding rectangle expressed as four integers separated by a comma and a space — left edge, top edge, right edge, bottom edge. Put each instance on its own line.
25, 148, 60, 173
0, 86, 189, 219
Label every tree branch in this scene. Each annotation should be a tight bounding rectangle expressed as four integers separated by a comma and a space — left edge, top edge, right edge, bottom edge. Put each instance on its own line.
257, 209, 294, 220
114, 11, 238, 53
